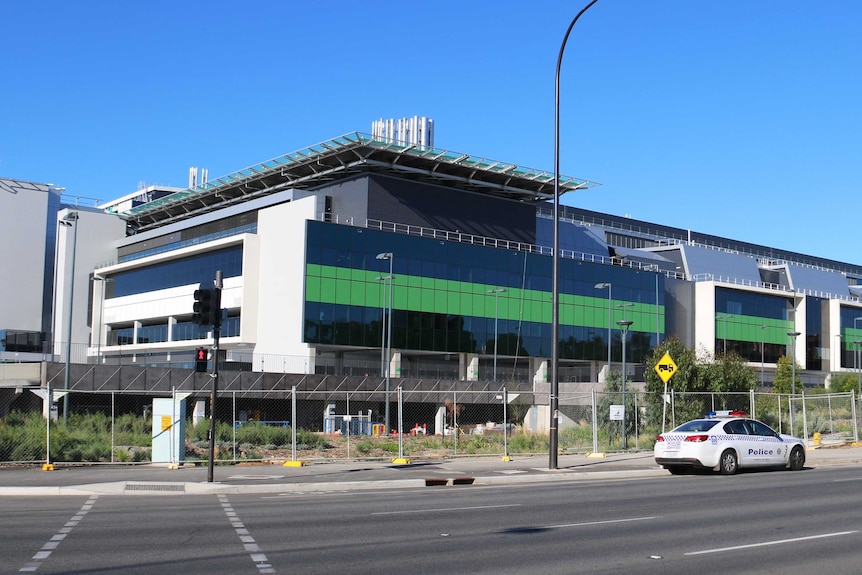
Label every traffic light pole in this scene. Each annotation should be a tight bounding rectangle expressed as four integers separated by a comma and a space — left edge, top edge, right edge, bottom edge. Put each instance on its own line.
207, 271, 223, 483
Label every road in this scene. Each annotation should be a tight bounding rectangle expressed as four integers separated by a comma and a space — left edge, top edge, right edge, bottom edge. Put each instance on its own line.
3, 466, 862, 574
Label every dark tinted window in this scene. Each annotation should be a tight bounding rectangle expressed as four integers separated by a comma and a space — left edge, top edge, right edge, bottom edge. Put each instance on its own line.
674, 420, 720, 433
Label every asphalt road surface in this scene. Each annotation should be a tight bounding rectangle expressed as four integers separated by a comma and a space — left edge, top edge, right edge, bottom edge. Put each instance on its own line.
4, 466, 862, 574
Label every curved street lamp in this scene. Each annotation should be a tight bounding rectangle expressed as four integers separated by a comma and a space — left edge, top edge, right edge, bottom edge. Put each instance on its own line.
594, 282, 611, 374
376, 252, 393, 433
59, 211, 79, 422
551, 0, 600, 470
488, 288, 507, 381
616, 319, 633, 449
788, 330, 801, 434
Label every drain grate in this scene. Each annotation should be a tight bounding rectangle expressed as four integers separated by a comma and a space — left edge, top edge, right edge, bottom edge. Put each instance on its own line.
124, 483, 186, 493
425, 477, 475, 487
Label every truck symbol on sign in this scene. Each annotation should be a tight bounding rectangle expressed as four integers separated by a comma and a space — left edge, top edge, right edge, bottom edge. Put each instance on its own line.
658, 364, 674, 373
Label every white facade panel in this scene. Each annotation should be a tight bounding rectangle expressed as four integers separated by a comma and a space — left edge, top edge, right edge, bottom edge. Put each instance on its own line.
93, 236, 250, 353
255, 195, 318, 367
693, 281, 717, 354
239, 234, 260, 345
53, 209, 127, 355
1, 181, 50, 332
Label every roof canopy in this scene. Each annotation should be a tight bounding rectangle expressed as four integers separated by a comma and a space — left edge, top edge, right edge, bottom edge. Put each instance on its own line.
121, 132, 600, 233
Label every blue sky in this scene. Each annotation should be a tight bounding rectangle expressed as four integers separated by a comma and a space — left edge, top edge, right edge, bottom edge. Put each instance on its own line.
3, 1, 861, 265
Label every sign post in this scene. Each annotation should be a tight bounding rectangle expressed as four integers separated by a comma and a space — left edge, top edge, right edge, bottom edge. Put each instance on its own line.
654, 352, 678, 433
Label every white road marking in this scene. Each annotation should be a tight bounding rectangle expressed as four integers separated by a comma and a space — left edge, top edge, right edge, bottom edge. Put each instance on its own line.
685, 530, 859, 556
543, 516, 660, 529
18, 495, 99, 573
228, 475, 285, 480
218, 494, 275, 574
372, 504, 522, 516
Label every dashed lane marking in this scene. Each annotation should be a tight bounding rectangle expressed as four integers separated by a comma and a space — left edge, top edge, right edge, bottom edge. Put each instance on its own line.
218, 494, 275, 574
18, 495, 99, 573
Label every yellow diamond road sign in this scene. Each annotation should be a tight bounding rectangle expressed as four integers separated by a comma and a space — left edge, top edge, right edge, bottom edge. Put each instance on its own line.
654, 352, 678, 384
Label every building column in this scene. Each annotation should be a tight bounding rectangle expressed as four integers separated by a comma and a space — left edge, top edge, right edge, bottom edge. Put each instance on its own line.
461, 353, 479, 381
305, 347, 316, 375
531, 357, 548, 386
334, 351, 344, 375
389, 351, 401, 378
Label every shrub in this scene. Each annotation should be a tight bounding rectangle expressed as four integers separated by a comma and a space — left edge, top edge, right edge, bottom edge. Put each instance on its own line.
508, 431, 549, 453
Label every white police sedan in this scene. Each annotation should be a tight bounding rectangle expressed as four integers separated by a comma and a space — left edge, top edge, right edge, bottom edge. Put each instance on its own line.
654, 411, 806, 475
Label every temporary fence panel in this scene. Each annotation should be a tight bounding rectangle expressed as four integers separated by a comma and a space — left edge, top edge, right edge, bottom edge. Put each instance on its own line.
4, 388, 862, 465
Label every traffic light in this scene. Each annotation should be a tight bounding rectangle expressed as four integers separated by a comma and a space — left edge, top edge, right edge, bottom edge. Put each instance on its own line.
192, 287, 220, 326
195, 348, 208, 373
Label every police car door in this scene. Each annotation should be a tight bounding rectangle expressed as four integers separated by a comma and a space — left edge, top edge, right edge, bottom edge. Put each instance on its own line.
725, 419, 757, 466
747, 419, 786, 466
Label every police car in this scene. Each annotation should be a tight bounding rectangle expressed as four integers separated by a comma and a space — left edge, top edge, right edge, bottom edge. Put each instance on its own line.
654, 411, 806, 475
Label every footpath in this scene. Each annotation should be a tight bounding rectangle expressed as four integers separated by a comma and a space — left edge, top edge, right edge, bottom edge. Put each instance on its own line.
2, 446, 861, 497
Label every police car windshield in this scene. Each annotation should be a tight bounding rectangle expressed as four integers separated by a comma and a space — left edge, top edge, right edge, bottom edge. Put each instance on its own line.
674, 420, 721, 433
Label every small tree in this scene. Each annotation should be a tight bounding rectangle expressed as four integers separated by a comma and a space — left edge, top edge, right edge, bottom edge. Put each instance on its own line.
697, 351, 758, 394
829, 372, 860, 394
696, 350, 758, 413
772, 355, 800, 395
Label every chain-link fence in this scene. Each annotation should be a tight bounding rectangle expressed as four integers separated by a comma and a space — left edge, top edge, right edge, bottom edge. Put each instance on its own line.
1, 388, 858, 465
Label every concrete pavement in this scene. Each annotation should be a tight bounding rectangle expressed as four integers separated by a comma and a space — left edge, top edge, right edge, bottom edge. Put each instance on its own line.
2, 445, 861, 496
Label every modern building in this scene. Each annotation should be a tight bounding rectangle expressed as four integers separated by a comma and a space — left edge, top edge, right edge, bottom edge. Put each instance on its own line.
5, 118, 862, 401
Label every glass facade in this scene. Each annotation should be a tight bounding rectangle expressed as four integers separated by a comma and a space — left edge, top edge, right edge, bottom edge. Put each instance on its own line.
107, 246, 243, 298
303, 221, 664, 363
839, 307, 862, 369
715, 287, 793, 363
105, 246, 244, 346
806, 296, 823, 371
119, 221, 256, 263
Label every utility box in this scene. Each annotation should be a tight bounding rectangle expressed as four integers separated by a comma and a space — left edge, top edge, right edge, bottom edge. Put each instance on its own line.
152, 397, 187, 464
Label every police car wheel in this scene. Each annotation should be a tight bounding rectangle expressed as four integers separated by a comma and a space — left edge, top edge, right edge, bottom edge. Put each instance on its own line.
719, 449, 738, 475
788, 446, 805, 471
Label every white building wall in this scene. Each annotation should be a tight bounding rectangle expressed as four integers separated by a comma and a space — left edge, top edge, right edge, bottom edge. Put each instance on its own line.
828, 299, 843, 371
0, 181, 51, 333
255, 196, 318, 368
238, 234, 260, 346
54, 209, 126, 358
693, 281, 717, 354
95, 235, 247, 354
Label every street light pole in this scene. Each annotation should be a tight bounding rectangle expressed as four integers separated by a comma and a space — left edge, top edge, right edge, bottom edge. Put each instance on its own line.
93, 276, 113, 365
788, 331, 801, 395
788, 330, 801, 434
59, 211, 79, 423
616, 319, 633, 450
488, 289, 506, 381
853, 317, 862, 401
716, 314, 731, 355
550, 0, 600, 470
645, 265, 661, 347
855, 340, 862, 400
594, 282, 611, 375
834, 333, 841, 372
376, 252, 393, 434
617, 302, 634, 320
760, 325, 767, 387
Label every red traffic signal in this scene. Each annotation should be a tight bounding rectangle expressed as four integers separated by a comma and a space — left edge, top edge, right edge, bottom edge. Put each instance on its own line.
195, 348, 208, 373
